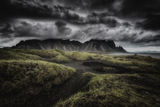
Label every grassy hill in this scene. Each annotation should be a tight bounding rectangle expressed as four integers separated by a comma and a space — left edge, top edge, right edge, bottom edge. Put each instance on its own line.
0, 49, 160, 107
0, 60, 76, 107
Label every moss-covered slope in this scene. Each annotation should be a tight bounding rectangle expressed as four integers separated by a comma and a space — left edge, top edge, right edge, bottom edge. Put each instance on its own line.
0, 49, 160, 107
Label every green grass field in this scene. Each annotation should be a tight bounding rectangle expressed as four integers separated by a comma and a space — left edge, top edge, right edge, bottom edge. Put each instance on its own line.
0, 49, 160, 107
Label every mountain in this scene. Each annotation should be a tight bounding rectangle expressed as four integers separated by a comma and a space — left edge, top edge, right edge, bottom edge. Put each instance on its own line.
13, 39, 126, 53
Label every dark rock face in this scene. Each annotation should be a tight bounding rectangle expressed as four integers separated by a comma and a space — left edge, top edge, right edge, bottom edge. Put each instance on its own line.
13, 39, 126, 53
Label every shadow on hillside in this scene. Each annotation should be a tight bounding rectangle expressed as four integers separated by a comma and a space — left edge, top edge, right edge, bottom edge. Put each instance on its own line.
26, 72, 92, 107
83, 61, 160, 74
60, 60, 160, 74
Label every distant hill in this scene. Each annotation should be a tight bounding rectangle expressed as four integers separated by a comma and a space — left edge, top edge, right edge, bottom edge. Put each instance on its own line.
13, 39, 126, 53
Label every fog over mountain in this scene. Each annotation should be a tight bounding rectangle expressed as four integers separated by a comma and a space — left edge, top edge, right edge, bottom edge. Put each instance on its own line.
0, 0, 160, 52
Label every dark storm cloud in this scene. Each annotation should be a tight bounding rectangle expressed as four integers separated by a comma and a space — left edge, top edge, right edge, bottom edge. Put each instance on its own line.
55, 0, 160, 16
0, 19, 73, 39
1, 0, 160, 17
55, 21, 72, 35
0, 19, 73, 47
0, 0, 160, 51
0, 17, 158, 46
135, 35, 160, 45
55, 21, 67, 28
0, 0, 71, 19
0, 0, 87, 25
121, 0, 160, 16
136, 14, 160, 31
120, 0, 160, 30
69, 19, 158, 44
1, 0, 159, 30
53, 0, 114, 9
0, 23, 14, 33
14, 21, 38, 37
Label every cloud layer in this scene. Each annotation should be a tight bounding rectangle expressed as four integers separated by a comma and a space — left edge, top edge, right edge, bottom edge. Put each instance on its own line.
0, 0, 160, 52
0, 18, 159, 52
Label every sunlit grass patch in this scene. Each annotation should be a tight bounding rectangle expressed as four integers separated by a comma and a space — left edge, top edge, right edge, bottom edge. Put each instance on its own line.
19, 49, 61, 58
0, 49, 41, 60
64, 51, 96, 61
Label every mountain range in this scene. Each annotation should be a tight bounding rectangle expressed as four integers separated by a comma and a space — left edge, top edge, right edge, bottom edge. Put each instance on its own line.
13, 39, 126, 53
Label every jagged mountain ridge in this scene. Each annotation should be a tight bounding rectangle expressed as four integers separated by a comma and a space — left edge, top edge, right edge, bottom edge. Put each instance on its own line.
13, 39, 126, 53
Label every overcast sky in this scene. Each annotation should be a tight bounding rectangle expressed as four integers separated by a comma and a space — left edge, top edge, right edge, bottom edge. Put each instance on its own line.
0, 0, 160, 52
